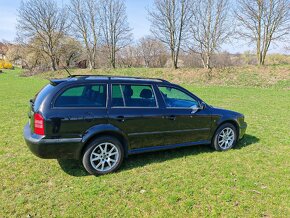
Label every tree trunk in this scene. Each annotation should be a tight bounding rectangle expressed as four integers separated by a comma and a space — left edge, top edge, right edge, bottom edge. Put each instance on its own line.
111, 54, 116, 68
50, 56, 57, 71
87, 54, 94, 70
111, 60, 116, 68
200, 53, 211, 69
173, 61, 178, 69
111, 46, 116, 68
261, 51, 266, 65
170, 49, 177, 69
257, 2, 262, 65
200, 55, 206, 68
205, 54, 211, 69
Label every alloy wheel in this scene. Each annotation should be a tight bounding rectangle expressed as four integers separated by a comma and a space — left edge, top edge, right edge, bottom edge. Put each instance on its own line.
218, 127, 235, 150
90, 142, 119, 172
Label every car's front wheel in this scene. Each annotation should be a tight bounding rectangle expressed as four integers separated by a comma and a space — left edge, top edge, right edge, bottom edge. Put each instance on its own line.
82, 136, 124, 175
212, 123, 237, 151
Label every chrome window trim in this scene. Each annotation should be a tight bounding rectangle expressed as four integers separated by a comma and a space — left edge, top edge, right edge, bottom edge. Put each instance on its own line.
110, 83, 159, 109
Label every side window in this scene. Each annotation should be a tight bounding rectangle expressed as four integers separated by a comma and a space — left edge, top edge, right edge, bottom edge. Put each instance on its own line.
111, 84, 157, 108
111, 85, 125, 107
54, 84, 107, 107
61, 86, 84, 96
158, 86, 198, 108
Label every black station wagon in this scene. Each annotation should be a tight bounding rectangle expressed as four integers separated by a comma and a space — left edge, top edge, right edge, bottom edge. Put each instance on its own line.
24, 75, 247, 175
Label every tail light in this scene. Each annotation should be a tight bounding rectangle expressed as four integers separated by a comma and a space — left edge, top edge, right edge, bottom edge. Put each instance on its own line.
34, 113, 45, 135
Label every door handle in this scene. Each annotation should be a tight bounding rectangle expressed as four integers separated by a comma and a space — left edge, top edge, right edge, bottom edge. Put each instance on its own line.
167, 115, 176, 121
116, 116, 125, 122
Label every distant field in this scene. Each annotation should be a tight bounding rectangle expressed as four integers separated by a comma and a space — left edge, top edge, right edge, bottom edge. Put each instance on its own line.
30, 65, 290, 89
1, 68, 289, 217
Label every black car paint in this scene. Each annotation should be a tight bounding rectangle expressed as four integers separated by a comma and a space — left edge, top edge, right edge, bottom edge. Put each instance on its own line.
24, 77, 247, 160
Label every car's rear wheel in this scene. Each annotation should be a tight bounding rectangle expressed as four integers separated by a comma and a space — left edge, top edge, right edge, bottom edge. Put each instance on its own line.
82, 136, 124, 175
212, 123, 237, 151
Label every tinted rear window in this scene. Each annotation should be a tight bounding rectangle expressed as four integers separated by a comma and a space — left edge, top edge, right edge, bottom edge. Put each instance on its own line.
34, 84, 55, 111
54, 84, 107, 107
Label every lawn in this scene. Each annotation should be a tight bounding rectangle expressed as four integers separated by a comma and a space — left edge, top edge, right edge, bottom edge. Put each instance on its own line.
0, 68, 289, 217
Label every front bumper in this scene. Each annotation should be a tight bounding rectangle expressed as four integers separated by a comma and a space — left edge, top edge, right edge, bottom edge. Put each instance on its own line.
23, 123, 82, 159
239, 122, 247, 139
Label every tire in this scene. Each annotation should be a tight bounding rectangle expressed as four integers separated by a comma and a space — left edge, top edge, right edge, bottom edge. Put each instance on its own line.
82, 136, 124, 175
212, 123, 237, 151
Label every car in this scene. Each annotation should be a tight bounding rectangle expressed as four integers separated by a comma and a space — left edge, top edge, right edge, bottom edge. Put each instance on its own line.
24, 75, 247, 175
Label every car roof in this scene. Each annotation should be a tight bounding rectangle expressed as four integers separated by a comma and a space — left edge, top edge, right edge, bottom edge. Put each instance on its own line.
50, 75, 171, 85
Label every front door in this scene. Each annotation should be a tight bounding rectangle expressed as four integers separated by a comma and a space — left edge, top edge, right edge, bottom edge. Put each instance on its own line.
157, 85, 212, 145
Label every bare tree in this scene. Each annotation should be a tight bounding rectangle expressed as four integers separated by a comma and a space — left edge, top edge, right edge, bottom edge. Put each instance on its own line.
139, 36, 168, 67
148, 0, 192, 69
69, 0, 99, 69
17, 0, 67, 71
188, 0, 232, 69
57, 36, 83, 67
98, 0, 132, 68
0, 41, 9, 60
117, 45, 142, 67
236, 0, 290, 65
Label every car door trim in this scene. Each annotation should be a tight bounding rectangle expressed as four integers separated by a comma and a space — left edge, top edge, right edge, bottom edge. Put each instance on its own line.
128, 128, 210, 136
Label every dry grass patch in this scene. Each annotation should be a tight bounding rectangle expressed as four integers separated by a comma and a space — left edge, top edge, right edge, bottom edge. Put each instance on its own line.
24, 65, 290, 89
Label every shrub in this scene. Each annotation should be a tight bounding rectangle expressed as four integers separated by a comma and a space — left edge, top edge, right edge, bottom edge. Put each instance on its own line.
266, 54, 290, 65
3, 62, 13, 69
0, 60, 13, 69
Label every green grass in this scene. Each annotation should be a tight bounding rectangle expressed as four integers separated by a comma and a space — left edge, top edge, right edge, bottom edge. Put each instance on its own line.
0, 68, 290, 217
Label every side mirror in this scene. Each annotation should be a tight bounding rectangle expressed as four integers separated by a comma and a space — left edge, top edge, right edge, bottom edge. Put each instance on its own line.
190, 102, 206, 114
200, 102, 206, 110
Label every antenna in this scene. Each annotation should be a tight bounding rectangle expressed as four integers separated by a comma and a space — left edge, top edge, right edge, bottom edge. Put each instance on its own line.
64, 67, 72, 77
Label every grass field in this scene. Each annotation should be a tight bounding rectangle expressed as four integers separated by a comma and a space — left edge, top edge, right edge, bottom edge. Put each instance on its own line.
34, 65, 290, 89
0, 68, 289, 217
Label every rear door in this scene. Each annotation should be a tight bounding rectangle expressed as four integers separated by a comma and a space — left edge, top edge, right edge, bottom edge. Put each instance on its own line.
108, 83, 165, 149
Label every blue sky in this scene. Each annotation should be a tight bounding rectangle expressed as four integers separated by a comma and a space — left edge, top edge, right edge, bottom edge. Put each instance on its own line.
0, 0, 154, 42
0, 0, 287, 53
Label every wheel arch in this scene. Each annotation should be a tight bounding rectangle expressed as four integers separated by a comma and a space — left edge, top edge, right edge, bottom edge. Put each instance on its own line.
78, 124, 129, 159
212, 119, 240, 141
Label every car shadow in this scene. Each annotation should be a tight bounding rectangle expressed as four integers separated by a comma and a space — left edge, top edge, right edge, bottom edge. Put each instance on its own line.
57, 159, 90, 177
57, 134, 259, 177
234, 134, 260, 149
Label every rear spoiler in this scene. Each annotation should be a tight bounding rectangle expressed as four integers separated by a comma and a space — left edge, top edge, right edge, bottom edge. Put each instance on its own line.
49, 79, 69, 86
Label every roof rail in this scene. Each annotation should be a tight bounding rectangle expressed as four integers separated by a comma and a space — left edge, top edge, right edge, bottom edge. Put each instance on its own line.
68, 74, 170, 83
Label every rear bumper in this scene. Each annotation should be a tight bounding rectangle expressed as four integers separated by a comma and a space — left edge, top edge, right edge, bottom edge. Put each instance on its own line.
23, 123, 82, 159
239, 122, 247, 139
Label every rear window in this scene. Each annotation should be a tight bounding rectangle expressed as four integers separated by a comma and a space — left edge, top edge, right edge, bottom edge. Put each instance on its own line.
34, 84, 55, 111
54, 84, 107, 108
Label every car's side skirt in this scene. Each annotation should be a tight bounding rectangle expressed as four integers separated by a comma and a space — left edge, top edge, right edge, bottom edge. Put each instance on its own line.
128, 140, 211, 155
